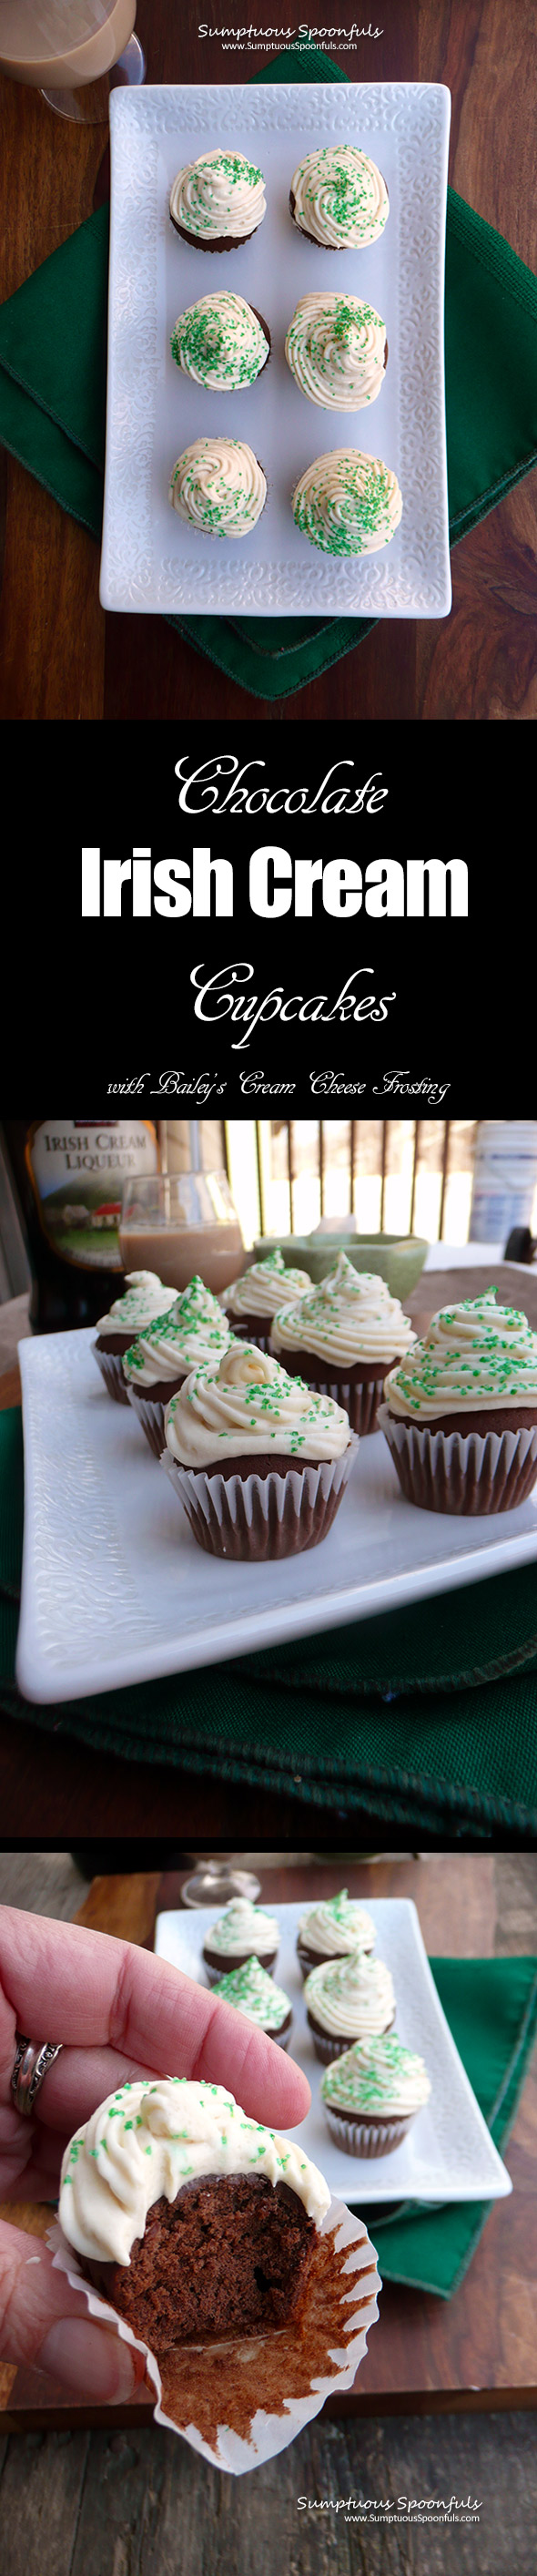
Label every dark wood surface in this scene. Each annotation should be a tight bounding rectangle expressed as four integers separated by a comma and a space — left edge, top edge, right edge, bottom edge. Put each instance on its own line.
1, 0, 536, 720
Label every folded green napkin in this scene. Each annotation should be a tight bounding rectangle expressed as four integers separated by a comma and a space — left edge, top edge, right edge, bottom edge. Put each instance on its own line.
1, 46, 537, 701
2, 1407, 537, 1834
371, 1956, 537, 2298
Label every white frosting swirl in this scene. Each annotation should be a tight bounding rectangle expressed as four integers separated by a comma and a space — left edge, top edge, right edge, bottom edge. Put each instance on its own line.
59, 2077, 329, 2264
95, 1272, 177, 1342
164, 1340, 351, 1467
292, 449, 402, 557
305, 1951, 395, 2039
170, 292, 269, 392
272, 1254, 415, 1369
170, 149, 266, 243
385, 1291, 537, 1421
169, 440, 266, 540
123, 1317, 233, 1392
224, 1252, 312, 1320
286, 293, 387, 411
299, 1890, 376, 1958
205, 1899, 279, 1958
212, 1958, 290, 2032
290, 146, 389, 249
321, 2035, 431, 2117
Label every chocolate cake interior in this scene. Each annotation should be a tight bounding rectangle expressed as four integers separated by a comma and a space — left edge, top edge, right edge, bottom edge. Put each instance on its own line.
83, 2172, 315, 2346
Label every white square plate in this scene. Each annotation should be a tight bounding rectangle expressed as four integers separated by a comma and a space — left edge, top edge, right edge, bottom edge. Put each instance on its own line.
15, 1328, 537, 1702
100, 81, 451, 618
154, 1898, 512, 2205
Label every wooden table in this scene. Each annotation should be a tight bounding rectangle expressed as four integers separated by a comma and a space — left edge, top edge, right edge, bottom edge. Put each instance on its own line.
1, 1854, 535, 2429
1, 0, 536, 721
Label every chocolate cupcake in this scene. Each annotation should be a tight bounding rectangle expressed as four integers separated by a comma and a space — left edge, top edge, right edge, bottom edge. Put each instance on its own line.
304, 1950, 395, 2065
170, 291, 270, 391
380, 1289, 537, 1515
222, 1249, 311, 1354
285, 293, 388, 411
321, 2035, 431, 2159
92, 1271, 177, 1407
169, 149, 266, 251
162, 1339, 357, 1562
168, 439, 267, 539
211, 1957, 293, 2050
289, 145, 389, 250
271, 1253, 415, 1436
296, 1889, 376, 1981
291, 449, 402, 557
123, 1276, 233, 1457
58, 2078, 330, 2345
203, 1897, 280, 1985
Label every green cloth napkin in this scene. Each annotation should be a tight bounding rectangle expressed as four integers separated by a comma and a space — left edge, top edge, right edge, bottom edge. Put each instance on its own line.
1, 45, 537, 701
2, 1407, 537, 1834
371, 1956, 537, 2298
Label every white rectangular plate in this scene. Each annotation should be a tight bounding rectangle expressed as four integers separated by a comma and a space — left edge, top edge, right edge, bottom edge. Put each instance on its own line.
15, 1327, 537, 1703
154, 1898, 512, 2205
100, 80, 451, 618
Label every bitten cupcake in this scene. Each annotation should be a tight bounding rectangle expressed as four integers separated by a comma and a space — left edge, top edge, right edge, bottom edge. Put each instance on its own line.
123, 1277, 233, 1458
162, 1339, 357, 1561
304, 1950, 395, 2064
168, 439, 267, 538
321, 2035, 431, 2159
169, 149, 266, 250
380, 1289, 537, 1516
170, 291, 270, 392
222, 1249, 312, 1353
285, 294, 388, 411
291, 449, 402, 556
92, 1272, 177, 1407
211, 1957, 293, 2050
203, 1897, 280, 1984
271, 1252, 416, 1436
297, 1889, 376, 1980
289, 145, 389, 249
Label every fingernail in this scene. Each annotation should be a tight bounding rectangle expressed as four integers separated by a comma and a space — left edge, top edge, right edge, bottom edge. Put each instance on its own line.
40, 2318, 140, 2402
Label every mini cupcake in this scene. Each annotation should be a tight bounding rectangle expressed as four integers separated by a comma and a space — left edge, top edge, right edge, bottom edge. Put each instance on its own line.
92, 1271, 177, 1407
170, 291, 270, 391
168, 438, 267, 539
291, 449, 402, 557
304, 1950, 395, 2064
321, 2034, 431, 2159
211, 1957, 293, 2050
123, 1277, 233, 1458
161, 1339, 357, 1562
222, 1249, 312, 1353
289, 145, 389, 250
296, 1889, 376, 1981
380, 1289, 537, 1516
203, 1897, 280, 1985
285, 293, 388, 411
169, 149, 266, 250
271, 1252, 416, 1436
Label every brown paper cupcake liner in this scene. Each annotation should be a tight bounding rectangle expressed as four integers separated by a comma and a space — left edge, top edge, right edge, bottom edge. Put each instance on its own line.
92, 1345, 130, 1407
125, 1385, 169, 1458
379, 1403, 537, 1516
309, 2014, 395, 2066
323, 2108, 412, 2158
161, 1439, 358, 1562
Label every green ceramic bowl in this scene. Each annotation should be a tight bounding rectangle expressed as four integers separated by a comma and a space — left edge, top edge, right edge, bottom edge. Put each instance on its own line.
252, 1232, 428, 1302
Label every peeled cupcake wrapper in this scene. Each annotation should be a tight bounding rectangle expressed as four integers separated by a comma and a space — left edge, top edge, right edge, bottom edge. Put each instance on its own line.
323, 2108, 412, 2160
378, 1402, 537, 1516
161, 1438, 358, 1561
48, 2204, 380, 2477
92, 1345, 131, 1407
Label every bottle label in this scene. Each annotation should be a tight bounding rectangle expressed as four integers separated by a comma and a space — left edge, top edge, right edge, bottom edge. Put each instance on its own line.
25, 1121, 158, 1271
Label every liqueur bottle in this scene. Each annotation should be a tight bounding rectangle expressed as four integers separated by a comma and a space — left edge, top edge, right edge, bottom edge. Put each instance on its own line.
1, 1119, 159, 1331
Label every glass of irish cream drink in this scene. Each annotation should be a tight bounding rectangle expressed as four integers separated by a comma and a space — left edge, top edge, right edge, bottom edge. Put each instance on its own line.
0, 2, 145, 122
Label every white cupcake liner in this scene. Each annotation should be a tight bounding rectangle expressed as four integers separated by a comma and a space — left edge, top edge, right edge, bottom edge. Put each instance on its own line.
48, 2202, 380, 2477
379, 1402, 537, 1516
92, 1345, 130, 1407
161, 1436, 358, 1561
125, 1384, 171, 1458
323, 2108, 412, 2159
309, 2012, 396, 2066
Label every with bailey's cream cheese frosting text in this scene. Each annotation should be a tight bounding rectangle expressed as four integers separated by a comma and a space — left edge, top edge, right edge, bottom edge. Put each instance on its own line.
59, 2078, 330, 2265
385, 1291, 537, 1419
321, 2035, 431, 2116
223, 1251, 312, 1318
299, 1890, 376, 1958
271, 1253, 416, 1367
305, 1950, 395, 2038
164, 1341, 351, 1467
96, 1273, 177, 1340
206, 1898, 279, 1957
170, 149, 266, 243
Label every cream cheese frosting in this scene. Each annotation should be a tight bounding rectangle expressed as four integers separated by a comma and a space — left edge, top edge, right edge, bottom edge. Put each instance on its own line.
223, 1251, 312, 1319
169, 439, 267, 539
286, 293, 387, 412
384, 1291, 537, 1421
272, 1254, 416, 1369
212, 1958, 290, 2031
292, 449, 402, 557
123, 1277, 232, 1390
171, 292, 269, 392
290, 145, 389, 249
305, 1951, 395, 2039
59, 2077, 330, 2264
169, 149, 266, 244
164, 1340, 352, 1467
321, 2035, 431, 2117
95, 1272, 177, 1342
205, 1899, 279, 1958
299, 1890, 376, 1958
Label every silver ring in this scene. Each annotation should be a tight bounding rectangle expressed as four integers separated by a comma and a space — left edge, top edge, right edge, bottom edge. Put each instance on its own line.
11, 2034, 63, 2117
